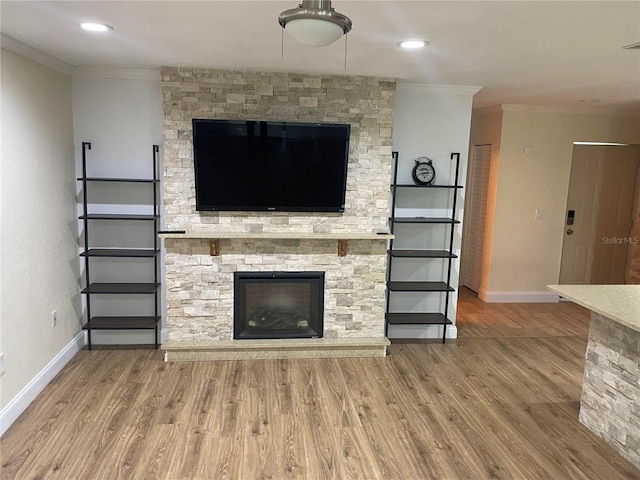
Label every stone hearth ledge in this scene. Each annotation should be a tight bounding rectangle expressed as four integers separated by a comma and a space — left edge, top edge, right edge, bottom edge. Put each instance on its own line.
163, 337, 391, 361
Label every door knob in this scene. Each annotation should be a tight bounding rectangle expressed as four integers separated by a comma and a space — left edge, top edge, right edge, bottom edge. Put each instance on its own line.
566, 229, 574, 235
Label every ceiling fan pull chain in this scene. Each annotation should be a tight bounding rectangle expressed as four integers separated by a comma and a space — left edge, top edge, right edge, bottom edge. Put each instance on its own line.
344, 33, 348, 70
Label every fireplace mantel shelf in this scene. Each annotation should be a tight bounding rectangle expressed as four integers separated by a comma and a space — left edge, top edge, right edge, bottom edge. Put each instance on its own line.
159, 231, 393, 256
158, 232, 394, 240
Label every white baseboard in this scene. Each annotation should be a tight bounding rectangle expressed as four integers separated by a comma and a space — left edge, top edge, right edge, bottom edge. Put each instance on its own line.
0, 332, 85, 437
478, 289, 559, 303
387, 324, 458, 340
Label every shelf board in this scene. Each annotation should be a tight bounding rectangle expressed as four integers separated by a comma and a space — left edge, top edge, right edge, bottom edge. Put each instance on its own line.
391, 184, 463, 189
78, 177, 158, 183
388, 281, 454, 292
159, 232, 394, 257
386, 313, 453, 325
79, 214, 159, 221
82, 316, 160, 330
392, 217, 460, 224
80, 248, 159, 258
81, 283, 160, 294
390, 249, 457, 258
159, 232, 393, 240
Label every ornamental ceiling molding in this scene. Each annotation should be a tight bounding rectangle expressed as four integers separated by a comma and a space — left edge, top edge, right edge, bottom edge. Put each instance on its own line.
396, 83, 482, 96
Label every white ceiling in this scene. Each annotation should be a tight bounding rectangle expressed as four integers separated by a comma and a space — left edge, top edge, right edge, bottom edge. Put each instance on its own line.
2, 1, 639, 113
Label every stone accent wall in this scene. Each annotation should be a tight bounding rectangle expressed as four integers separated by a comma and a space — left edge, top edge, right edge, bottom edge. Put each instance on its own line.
160, 68, 395, 344
165, 238, 387, 341
161, 67, 395, 234
579, 313, 640, 468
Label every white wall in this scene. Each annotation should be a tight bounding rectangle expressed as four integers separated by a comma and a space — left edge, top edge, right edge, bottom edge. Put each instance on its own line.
389, 84, 479, 338
471, 106, 640, 301
0, 51, 79, 413
72, 70, 164, 344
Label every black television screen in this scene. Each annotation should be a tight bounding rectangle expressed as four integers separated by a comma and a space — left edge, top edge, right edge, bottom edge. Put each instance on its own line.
192, 119, 351, 212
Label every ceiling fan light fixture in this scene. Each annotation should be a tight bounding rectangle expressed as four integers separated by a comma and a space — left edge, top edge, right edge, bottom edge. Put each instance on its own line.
279, 0, 352, 47
80, 22, 113, 32
398, 40, 428, 49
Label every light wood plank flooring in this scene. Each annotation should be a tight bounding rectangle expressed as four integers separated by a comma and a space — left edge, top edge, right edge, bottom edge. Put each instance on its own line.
1, 290, 638, 479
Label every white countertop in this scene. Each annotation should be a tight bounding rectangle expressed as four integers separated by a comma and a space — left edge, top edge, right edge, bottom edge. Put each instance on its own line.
547, 285, 640, 333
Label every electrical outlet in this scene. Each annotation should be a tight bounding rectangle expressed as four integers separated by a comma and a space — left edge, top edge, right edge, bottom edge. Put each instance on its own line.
51, 310, 57, 328
0, 353, 5, 377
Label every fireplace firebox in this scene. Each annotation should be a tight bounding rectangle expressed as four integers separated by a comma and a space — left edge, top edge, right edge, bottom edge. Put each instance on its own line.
234, 272, 324, 340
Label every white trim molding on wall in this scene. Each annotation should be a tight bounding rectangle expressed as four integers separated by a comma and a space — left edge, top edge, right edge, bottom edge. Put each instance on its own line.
73, 67, 161, 81
0, 333, 85, 437
473, 104, 634, 117
396, 83, 482, 96
479, 289, 560, 303
1, 33, 75, 75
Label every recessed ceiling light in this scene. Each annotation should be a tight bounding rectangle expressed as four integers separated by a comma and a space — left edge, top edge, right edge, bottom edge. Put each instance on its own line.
398, 40, 428, 49
80, 22, 113, 32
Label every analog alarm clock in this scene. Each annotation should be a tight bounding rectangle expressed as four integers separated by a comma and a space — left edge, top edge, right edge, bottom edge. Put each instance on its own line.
412, 157, 436, 185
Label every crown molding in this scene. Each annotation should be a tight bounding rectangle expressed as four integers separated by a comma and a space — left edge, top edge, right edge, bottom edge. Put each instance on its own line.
396, 83, 482, 96
472, 103, 640, 118
498, 103, 638, 117
1, 34, 75, 75
73, 67, 161, 81
472, 105, 504, 117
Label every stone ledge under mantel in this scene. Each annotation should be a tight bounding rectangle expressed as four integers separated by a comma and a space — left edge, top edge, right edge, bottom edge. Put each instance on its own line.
163, 337, 391, 362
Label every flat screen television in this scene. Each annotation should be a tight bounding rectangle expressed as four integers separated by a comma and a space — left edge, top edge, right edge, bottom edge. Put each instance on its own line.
192, 119, 350, 212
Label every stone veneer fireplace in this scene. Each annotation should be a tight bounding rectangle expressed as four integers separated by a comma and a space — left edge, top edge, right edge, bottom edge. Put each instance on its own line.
160, 67, 395, 360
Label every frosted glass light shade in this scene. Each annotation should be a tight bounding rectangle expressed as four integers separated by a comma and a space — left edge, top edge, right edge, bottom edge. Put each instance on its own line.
285, 19, 345, 47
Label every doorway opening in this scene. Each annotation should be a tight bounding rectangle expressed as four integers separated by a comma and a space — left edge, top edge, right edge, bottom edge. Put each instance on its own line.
462, 144, 492, 293
559, 144, 640, 285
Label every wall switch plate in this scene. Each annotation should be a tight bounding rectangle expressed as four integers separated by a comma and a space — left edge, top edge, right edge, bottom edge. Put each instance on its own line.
51, 310, 57, 328
0, 353, 5, 377
535, 209, 544, 220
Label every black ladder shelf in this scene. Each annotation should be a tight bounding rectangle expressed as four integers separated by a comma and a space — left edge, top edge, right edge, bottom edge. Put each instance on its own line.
78, 142, 161, 349
385, 152, 462, 343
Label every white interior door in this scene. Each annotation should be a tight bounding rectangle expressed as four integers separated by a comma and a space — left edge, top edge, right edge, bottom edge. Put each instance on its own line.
559, 145, 639, 284
559, 146, 600, 284
463, 144, 491, 292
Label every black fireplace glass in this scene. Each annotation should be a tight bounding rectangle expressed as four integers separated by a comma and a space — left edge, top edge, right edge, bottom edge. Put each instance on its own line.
234, 271, 324, 339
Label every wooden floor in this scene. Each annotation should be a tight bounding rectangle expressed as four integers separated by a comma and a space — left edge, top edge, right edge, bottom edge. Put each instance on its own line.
2, 289, 639, 479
